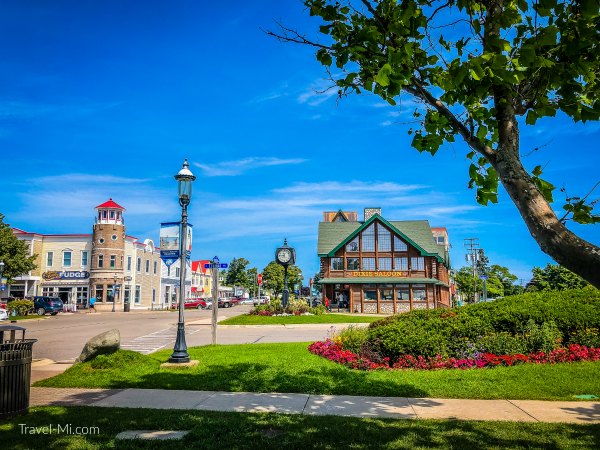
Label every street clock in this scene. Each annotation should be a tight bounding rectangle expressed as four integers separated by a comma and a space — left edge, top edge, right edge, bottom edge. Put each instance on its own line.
275, 239, 296, 266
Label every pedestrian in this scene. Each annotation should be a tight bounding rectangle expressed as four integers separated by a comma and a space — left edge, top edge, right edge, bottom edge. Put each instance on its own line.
324, 296, 330, 312
89, 296, 96, 313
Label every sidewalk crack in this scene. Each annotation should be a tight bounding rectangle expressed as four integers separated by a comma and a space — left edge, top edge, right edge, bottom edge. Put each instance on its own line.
302, 394, 311, 415
507, 400, 540, 422
406, 397, 419, 419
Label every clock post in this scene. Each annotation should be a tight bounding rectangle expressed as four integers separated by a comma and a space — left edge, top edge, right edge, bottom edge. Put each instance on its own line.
275, 238, 295, 308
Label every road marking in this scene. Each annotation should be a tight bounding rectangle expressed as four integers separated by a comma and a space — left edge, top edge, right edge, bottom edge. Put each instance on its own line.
121, 327, 202, 354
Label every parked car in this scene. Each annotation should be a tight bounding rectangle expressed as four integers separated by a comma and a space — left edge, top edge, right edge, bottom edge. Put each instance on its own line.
253, 296, 270, 306
0, 308, 7, 321
33, 296, 64, 316
239, 298, 254, 305
218, 297, 234, 308
184, 298, 208, 309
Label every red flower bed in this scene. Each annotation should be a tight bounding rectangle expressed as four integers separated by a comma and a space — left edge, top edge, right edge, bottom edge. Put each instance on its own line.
308, 340, 600, 371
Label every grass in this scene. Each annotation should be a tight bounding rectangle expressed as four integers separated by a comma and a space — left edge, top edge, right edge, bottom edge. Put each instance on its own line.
2, 315, 46, 321
1, 406, 600, 449
219, 314, 381, 325
35, 343, 600, 401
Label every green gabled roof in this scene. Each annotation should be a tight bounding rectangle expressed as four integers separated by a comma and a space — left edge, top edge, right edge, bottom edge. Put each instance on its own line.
317, 214, 448, 265
319, 277, 449, 287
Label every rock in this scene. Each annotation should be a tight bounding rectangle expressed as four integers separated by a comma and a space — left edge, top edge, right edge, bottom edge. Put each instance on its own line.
76, 329, 120, 363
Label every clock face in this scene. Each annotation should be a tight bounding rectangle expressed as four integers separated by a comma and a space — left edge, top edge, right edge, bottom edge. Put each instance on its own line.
277, 248, 292, 264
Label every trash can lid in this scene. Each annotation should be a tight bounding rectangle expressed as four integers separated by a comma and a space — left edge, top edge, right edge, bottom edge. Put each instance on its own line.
0, 325, 26, 332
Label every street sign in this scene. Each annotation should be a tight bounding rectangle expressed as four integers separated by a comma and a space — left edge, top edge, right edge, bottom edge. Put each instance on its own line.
257, 273, 263, 285
480, 275, 488, 280
124, 276, 132, 282
204, 263, 228, 269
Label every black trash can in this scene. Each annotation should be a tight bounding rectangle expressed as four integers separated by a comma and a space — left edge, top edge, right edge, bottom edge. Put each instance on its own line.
123, 301, 130, 312
0, 325, 37, 419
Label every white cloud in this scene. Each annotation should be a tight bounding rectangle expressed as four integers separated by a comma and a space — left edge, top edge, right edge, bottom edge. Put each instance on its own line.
194, 157, 307, 177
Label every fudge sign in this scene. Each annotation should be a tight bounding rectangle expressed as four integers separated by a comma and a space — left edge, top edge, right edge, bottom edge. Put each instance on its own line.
42, 271, 90, 281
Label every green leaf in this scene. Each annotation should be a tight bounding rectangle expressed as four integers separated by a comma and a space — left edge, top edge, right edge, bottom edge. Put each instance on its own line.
375, 63, 392, 87
526, 110, 538, 125
532, 165, 543, 177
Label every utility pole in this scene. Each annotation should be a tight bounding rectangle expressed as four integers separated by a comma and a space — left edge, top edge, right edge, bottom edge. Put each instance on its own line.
211, 256, 219, 345
464, 238, 480, 303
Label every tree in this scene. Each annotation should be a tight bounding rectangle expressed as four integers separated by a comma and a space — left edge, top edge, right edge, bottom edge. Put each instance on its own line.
528, 263, 589, 291
0, 214, 37, 283
246, 266, 258, 295
225, 258, 250, 291
455, 266, 481, 303
262, 261, 303, 298
270, 0, 600, 288
488, 264, 523, 296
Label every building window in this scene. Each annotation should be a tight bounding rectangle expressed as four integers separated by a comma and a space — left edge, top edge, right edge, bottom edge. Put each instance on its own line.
176, 267, 181, 278
362, 257, 376, 270
62, 251, 72, 267
394, 236, 408, 252
98, 238, 105, 244
394, 257, 408, 271
102, 210, 107, 219
436, 236, 445, 245
377, 224, 391, 252
124, 286, 131, 303
81, 251, 88, 267
345, 237, 359, 252
46, 252, 53, 267
145, 259, 150, 273
379, 285, 394, 300
346, 258, 360, 271
411, 257, 425, 271
110, 211, 115, 219
111, 234, 117, 241
330, 258, 344, 271
363, 286, 377, 302
137, 257, 141, 272
127, 256, 132, 271
98, 255, 104, 268
135, 285, 141, 304
412, 284, 427, 300
153, 261, 158, 274
152, 288, 156, 304
378, 257, 392, 270
362, 224, 375, 252
76, 286, 88, 304
110, 255, 116, 268
396, 287, 409, 301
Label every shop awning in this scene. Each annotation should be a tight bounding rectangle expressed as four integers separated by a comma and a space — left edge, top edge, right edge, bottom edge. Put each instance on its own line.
318, 277, 449, 287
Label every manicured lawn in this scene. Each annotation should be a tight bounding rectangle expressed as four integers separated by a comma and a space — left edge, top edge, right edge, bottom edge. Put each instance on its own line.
36, 343, 600, 401
1, 315, 46, 321
219, 314, 381, 325
1, 406, 599, 449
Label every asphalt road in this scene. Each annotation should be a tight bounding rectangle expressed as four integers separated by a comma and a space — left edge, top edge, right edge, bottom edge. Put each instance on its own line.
11, 306, 344, 362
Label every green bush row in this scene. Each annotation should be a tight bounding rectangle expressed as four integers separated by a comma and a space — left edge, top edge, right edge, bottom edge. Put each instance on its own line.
7, 300, 34, 316
365, 288, 600, 360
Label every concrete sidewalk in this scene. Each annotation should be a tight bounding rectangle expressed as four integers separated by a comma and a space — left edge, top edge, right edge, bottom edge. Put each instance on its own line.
29, 387, 600, 424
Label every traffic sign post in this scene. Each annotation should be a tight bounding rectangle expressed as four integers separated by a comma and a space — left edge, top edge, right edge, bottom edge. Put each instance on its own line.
257, 273, 263, 286
480, 276, 488, 302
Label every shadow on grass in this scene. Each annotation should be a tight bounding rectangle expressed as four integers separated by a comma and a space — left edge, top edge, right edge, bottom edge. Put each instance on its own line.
2, 406, 600, 449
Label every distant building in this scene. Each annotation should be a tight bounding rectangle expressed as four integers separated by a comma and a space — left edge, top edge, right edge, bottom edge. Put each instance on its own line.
317, 208, 451, 314
191, 260, 213, 299
11, 199, 163, 310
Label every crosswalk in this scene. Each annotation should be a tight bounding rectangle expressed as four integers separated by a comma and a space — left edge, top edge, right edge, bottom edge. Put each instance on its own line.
121, 327, 202, 354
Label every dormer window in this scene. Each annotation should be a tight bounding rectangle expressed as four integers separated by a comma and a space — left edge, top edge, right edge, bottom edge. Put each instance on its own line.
110, 211, 115, 219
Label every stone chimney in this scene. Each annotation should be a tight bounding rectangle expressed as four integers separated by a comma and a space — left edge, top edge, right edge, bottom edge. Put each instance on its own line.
364, 207, 381, 221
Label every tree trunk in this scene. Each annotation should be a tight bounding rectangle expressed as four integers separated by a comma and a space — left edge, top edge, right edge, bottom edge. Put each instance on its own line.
492, 146, 600, 289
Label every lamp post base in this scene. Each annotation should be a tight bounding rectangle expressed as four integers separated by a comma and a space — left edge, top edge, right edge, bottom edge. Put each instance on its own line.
168, 322, 190, 363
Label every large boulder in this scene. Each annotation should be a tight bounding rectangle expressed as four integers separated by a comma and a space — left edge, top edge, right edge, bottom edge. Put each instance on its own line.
76, 329, 120, 363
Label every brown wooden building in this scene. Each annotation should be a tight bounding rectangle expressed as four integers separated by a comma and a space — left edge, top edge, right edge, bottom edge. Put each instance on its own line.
318, 208, 451, 314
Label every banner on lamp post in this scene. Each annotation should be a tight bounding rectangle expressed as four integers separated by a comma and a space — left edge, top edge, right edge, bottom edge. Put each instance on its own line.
160, 222, 180, 267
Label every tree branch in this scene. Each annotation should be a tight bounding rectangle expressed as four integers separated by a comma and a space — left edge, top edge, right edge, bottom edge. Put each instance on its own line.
263, 21, 332, 50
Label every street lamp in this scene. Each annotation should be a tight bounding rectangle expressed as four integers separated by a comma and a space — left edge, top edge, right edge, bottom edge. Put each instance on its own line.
275, 239, 296, 308
169, 159, 196, 364
0, 261, 5, 296
112, 275, 117, 312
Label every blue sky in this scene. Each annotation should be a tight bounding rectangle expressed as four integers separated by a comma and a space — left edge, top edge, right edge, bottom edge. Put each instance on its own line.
1, 0, 598, 283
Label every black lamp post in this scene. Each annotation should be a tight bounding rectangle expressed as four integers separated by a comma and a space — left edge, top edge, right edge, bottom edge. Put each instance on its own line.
0, 261, 5, 297
169, 159, 195, 363
112, 275, 117, 312
275, 239, 295, 308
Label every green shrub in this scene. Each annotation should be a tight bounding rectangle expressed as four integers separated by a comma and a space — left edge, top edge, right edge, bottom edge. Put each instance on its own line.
335, 325, 369, 353
7, 299, 34, 316
366, 288, 600, 361
521, 319, 563, 353
568, 328, 600, 348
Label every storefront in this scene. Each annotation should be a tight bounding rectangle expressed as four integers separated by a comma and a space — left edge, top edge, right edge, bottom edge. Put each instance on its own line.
40, 270, 90, 306
317, 208, 451, 314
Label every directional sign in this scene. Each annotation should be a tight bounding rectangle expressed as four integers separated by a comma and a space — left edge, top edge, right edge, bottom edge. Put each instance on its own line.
480, 275, 488, 280
204, 263, 228, 269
